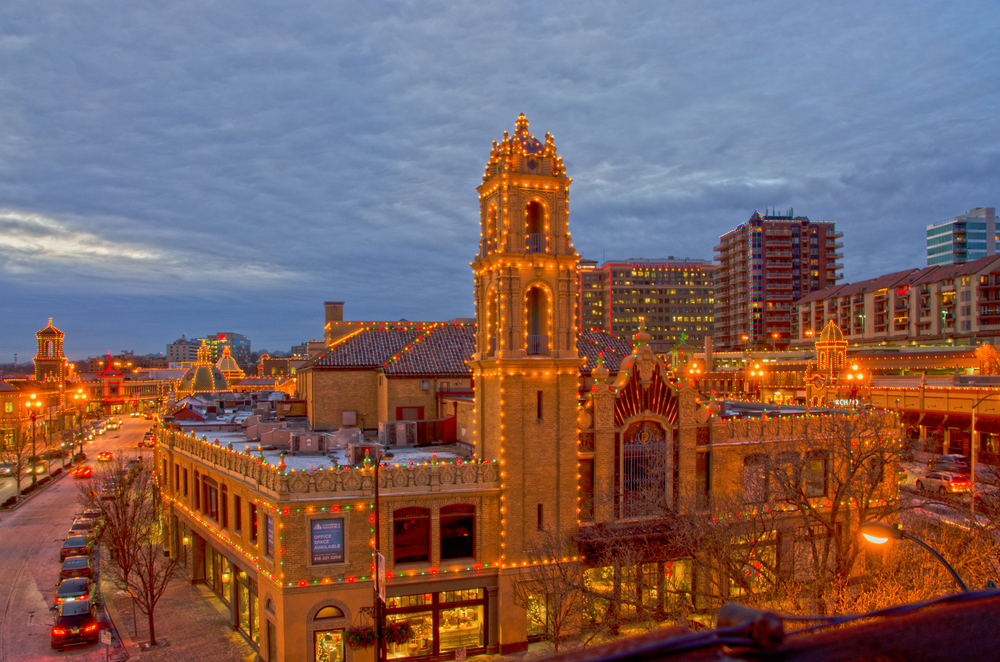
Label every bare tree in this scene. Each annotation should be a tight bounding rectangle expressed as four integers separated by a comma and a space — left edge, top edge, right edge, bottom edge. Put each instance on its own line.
733, 410, 901, 613
2, 425, 35, 500
510, 528, 586, 653
83, 453, 180, 645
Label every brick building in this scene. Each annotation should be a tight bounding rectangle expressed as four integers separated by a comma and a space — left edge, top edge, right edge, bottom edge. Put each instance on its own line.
155, 117, 895, 662
714, 211, 843, 352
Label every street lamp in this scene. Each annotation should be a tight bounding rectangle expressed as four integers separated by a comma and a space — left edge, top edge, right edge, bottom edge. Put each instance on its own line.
73, 389, 87, 457
845, 364, 867, 405
26, 394, 42, 485
372, 449, 395, 662
859, 521, 968, 592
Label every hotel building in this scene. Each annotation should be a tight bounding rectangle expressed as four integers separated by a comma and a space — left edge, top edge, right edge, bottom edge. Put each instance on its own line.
927, 207, 997, 266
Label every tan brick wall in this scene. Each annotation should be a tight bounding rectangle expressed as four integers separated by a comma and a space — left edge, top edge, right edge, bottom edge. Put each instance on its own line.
308, 370, 379, 431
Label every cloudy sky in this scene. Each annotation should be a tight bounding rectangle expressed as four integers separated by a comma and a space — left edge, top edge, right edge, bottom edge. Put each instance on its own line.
1, 0, 998, 360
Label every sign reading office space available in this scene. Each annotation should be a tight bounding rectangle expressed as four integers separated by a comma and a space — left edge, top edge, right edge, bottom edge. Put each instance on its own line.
311, 518, 345, 564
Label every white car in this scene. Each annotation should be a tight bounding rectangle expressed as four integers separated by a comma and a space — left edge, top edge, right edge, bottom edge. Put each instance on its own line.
915, 472, 971, 495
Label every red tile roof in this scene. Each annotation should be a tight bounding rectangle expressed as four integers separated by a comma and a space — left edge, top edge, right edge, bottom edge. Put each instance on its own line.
304, 325, 638, 377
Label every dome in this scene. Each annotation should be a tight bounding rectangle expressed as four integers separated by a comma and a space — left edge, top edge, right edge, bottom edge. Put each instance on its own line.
818, 321, 844, 344
215, 346, 245, 382
178, 364, 229, 395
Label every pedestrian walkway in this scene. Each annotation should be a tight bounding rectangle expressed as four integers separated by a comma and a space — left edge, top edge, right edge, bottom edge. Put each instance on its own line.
106, 567, 257, 662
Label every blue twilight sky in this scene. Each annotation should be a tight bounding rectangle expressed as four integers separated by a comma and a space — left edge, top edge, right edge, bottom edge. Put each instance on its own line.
1, 0, 999, 361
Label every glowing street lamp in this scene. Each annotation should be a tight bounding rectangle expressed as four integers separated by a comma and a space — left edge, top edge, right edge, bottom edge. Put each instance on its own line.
73, 389, 87, 456
25, 395, 42, 484
859, 521, 968, 592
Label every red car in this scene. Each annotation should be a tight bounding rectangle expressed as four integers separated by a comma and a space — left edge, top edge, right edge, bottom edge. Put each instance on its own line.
71, 466, 93, 478
96, 452, 112, 462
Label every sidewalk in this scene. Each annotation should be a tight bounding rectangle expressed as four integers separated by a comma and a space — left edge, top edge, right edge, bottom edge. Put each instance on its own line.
105, 567, 257, 662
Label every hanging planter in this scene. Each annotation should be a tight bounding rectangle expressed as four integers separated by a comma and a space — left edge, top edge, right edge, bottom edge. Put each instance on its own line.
346, 625, 377, 649
383, 621, 414, 645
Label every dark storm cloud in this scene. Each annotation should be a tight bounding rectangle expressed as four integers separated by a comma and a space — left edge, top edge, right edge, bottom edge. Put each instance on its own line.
1, 0, 998, 358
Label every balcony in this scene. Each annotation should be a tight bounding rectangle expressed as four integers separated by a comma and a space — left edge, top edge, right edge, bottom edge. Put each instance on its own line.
526, 234, 547, 254
527, 334, 549, 356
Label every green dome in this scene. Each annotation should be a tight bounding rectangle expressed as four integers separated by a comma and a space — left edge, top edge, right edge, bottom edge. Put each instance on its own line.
178, 364, 229, 395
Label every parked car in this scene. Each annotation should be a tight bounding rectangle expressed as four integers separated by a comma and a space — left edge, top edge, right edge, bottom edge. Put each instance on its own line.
0, 462, 14, 476
60, 536, 94, 561
80, 507, 103, 521
25, 458, 48, 475
59, 556, 94, 581
916, 472, 972, 495
68, 519, 96, 541
53, 577, 96, 608
51, 599, 100, 650
96, 452, 112, 462
928, 454, 971, 474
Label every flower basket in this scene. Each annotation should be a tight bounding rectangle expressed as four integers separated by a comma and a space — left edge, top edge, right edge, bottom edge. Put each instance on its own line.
383, 621, 414, 645
346, 625, 377, 649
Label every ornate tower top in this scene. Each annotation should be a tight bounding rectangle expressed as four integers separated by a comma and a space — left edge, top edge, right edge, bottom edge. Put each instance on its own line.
482, 113, 567, 182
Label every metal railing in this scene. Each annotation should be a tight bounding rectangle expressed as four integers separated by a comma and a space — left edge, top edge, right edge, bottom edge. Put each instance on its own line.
527, 334, 549, 356
526, 233, 547, 253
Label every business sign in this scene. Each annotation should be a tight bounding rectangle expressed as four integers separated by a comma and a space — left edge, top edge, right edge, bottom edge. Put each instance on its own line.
311, 518, 345, 565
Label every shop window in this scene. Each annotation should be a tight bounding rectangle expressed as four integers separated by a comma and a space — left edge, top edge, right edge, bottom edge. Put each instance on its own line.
236, 571, 259, 645
315, 630, 343, 662
440, 504, 475, 560
386, 590, 486, 659
394, 507, 430, 564
804, 451, 829, 497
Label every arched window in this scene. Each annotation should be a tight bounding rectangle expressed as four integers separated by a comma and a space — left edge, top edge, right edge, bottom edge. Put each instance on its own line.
525, 201, 546, 253
393, 507, 430, 564
485, 205, 498, 254
525, 286, 550, 356
486, 287, 499, 357
315, 606, 344, 620
440, 504, 475, 560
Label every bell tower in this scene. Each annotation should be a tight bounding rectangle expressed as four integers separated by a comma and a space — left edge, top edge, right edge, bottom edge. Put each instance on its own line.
34, 318, 67, 383
470, 115, 583, 574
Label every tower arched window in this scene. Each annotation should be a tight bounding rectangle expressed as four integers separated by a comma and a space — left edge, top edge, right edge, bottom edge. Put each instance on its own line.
525, 286, 550, 356
486, 287, 499, 357
525, 201, 546, 253
485, 205, 498, 255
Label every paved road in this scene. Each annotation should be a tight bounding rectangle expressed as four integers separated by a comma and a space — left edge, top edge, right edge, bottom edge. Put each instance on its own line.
0, 417, 154, 662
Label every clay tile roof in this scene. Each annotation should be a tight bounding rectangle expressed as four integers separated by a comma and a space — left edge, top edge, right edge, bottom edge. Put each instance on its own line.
306, 325, 428, 369
0, 381, 15, 392
577, 331, 634, 375
383, 325, 476, 377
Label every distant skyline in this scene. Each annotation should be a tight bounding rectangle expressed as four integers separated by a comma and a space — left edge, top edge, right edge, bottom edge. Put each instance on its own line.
2, 1, 998, 360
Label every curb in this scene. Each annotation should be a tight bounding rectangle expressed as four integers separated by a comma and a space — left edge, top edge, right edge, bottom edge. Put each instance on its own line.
101, 571, 134, 659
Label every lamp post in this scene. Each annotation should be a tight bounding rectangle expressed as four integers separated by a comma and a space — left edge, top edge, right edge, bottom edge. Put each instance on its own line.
372, 449, 395, 662
968, 392, 1000, 517
845, 363, 867, 407
859, 521, 968, 592
26, 395, 41, 485
73, 390, 88, 458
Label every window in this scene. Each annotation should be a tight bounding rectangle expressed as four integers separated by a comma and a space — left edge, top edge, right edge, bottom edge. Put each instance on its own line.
250, 504, 258, 543
440, 504, 475, 560
696, 451, 711, 508
315, 606, 344, 619
234, 495, 242, 533
537, 504, 544, 531
805, 452, 829, 497
174, 464, 180, 492
265, 514, 274, 557
203, 479, 219, 521
183, 468, 189, 497
742, 455, 768, 504
3, 401, 11, 413
536, 391, 543, 420
221, 485, 229, 529
393, 507, 430, 564
194, 472, 201, 510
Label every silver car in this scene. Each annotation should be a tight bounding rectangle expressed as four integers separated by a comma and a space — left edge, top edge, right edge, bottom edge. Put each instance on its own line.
916, 471, 971, 495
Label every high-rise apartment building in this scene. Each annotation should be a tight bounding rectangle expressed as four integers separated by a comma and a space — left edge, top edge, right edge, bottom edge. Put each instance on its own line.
578, 257, 715, 345
166, 335, 200, 363
714, 211, 842, 351
926, 207, 997, 266
206, 332, 251, 366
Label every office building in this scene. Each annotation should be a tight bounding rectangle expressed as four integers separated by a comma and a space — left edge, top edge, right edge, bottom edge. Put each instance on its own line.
714, 210, 842, 351
578, 257, 715, 346
926, 207, 997, 266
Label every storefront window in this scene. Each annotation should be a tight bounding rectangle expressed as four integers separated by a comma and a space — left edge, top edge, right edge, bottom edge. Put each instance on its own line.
438, 605, 483, 652
314, 630, 344, 662
386, 589, 487, 658
386, 612, 433, 659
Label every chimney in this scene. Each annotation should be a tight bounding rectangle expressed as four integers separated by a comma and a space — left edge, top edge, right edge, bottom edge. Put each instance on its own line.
324, 301, 344, 325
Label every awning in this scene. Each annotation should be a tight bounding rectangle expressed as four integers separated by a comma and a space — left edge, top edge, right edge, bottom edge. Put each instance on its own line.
942, 413, 971, 430
918, 413, 946, 428
899, 412, 921, 426
976, 416, 1000, 434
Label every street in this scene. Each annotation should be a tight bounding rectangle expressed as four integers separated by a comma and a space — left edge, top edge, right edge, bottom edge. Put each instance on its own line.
0, 416, 153, 662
